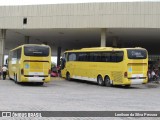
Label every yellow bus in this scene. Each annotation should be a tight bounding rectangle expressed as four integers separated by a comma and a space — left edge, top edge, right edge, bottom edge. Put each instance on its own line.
8, 44, 51, 85
61, 47, 148, 87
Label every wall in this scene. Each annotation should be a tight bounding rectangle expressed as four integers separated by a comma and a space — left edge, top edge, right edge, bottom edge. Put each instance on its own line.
0, 2, 160, 29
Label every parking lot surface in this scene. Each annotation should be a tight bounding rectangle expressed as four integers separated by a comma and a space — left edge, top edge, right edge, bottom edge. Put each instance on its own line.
0, 77, 160, 119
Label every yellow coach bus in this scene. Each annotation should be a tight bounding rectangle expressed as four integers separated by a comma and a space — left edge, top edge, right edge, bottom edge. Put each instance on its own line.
61, 47, 148, 87
8, 44, 51, 85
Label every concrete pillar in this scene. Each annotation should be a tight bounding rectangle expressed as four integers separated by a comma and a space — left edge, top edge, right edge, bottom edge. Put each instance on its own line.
57, 46, 61, 66
25, 36, 30, 44
0, 29, 6, 67
100, 28, 107, 47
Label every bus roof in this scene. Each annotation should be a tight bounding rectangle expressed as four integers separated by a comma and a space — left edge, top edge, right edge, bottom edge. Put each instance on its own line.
10, 44, 49, 51
64, 47, 146, 53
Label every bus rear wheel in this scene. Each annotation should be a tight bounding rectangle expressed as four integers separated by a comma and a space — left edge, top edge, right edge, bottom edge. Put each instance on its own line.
97, 75, 104, 86
104, 76, 112, 87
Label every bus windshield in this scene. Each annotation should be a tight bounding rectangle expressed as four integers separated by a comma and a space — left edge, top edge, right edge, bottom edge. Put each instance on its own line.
24, 46, 49, 56
127, 49, 147, 59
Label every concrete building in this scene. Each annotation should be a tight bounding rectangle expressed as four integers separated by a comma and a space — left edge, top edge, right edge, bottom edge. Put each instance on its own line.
1, 2, 160, 66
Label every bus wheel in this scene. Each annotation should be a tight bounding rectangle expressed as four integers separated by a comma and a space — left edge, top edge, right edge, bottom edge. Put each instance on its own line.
97, 75, 104, 86
14, 74, 17, 83
66, 72, 71, 81
104, 76, 112, 87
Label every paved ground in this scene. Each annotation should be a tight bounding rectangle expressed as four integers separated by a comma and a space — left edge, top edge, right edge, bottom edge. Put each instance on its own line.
0, 77, 160, 119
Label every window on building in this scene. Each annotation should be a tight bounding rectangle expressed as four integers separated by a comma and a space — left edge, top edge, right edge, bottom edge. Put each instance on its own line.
23, 18, 27, 24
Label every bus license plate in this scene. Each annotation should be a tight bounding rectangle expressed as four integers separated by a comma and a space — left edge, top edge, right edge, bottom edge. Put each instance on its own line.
34, 75, 39, 77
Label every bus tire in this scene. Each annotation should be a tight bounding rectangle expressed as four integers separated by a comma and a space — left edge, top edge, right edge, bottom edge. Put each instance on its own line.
14, 74, 18, 83
97, 75, 104, 86
104, 76, 112, 87
66, 72, 71, 81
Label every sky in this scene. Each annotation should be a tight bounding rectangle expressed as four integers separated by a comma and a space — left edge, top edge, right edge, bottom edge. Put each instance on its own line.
0, 0, 158, 6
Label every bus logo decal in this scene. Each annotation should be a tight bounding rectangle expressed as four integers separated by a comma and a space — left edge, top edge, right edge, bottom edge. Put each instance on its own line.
25, 64, 29, 69
128, 68, 132, 72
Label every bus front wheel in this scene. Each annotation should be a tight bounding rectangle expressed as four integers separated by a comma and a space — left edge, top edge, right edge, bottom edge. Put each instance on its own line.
104, 76, 112, 87
14, 74, 18, 83
97, 75, 104, 86
66, 72, 71, 81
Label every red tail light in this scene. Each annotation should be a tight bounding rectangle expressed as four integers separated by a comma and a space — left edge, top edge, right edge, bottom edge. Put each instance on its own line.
21, 69, 24, 75
124, 72, 128, 78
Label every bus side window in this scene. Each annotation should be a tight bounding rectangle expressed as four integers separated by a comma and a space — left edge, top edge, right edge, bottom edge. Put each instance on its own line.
89, 53, 94, 62
78, 53, 88, 61
68, 53, 76, 61
91, 53, 101, 62
111, 53, 117, 62
116, 52, 123, 62
17, 48, 21, 60
102, 52, 110, 62
111, 52, 123, 62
